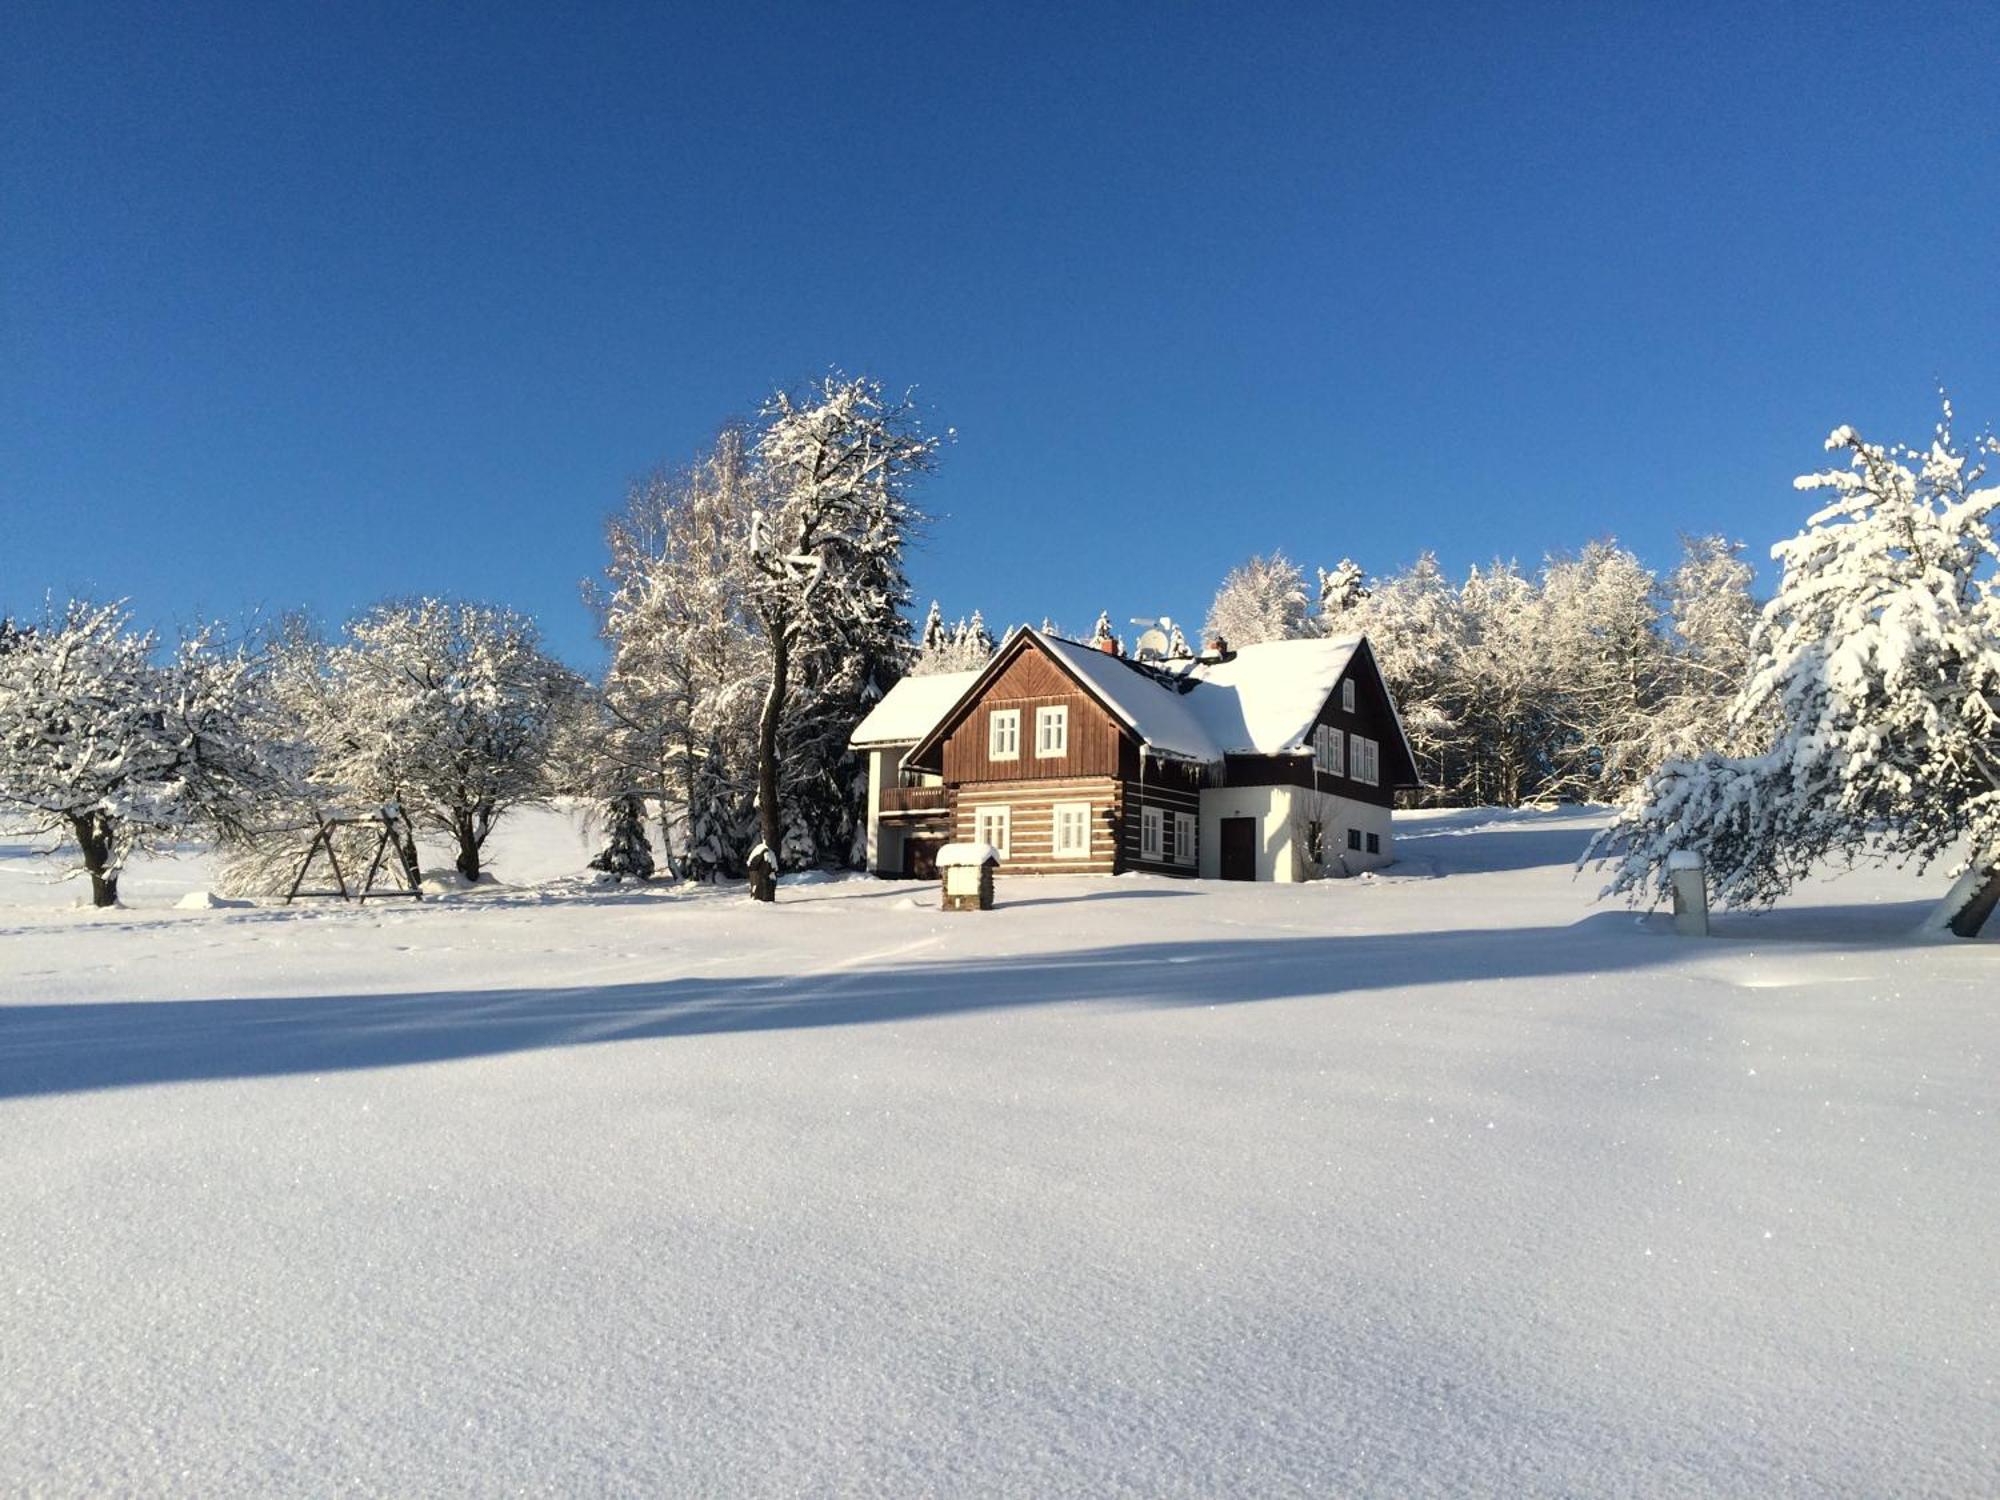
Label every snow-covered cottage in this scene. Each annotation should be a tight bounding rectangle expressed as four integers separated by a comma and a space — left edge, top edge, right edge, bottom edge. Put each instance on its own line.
850, 628, 1419, 881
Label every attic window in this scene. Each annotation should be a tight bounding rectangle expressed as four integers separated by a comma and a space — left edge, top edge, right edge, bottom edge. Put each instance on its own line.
1035, 705, 1068, 758
989, 709, 1020, 761
1342, 678, 1356, 714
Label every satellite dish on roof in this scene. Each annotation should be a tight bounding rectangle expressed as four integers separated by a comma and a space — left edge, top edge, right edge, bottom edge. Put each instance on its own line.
1133, 627, 1170, 661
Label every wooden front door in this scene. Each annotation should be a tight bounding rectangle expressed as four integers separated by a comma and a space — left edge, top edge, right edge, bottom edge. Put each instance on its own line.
1219, 817, 1257, 881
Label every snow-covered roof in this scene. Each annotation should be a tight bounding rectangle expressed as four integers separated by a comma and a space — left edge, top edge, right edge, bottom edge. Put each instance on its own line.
849, 669, 982, 747
1033, 632, 1221, 763
1177, 636, 1364, 756
875, 629, 1414, 781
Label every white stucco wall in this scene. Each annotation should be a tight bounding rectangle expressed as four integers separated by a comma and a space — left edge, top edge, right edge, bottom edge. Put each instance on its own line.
864, 747, 900, 875
1197, 786, 1395, 882
1198, 785, 1305, 882
1321, 794, 1394, 874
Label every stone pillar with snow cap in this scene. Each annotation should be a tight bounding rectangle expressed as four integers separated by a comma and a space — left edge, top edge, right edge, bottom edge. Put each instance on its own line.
937, 843, 1000, 912
1668, 850, 1709, 937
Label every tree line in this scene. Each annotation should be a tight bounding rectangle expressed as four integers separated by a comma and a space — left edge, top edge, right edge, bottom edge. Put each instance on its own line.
3, 393, 1993, 931
1194, 534, 1762, 808
0, 376, 931, 906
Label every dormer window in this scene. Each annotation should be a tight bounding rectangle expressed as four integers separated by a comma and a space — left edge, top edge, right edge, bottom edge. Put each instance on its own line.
1035, 704, 1068, 758
989, 709, 1020, 760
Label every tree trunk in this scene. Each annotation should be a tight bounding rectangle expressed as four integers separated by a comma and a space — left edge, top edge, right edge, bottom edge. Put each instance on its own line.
749, 625, 788, 903
1927, 854, 2000, 939
454, 812, 481, 882
386, 803, 423, 891
70, 812, 119, 907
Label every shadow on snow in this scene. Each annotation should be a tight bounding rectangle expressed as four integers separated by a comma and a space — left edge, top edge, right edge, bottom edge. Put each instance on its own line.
0, 908, 1930, 1101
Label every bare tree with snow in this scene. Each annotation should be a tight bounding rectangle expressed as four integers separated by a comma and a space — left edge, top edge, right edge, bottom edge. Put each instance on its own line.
315, 599, 573, 884
1203, 551, 1311, 647
0, 600, 269, 905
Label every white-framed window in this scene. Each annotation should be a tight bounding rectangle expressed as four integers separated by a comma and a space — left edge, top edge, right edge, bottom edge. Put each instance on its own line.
1172, 811, 1196, 866
1053, 801, 1091, 857
1352, 735, 1380, 787
1313, 724, 1345, 776
1342, 678, 1356, 714
1035, 704, 1069, 758
974, 804, 1011, 855
988, 709, 1019, 761
1140, 805, 1165, 861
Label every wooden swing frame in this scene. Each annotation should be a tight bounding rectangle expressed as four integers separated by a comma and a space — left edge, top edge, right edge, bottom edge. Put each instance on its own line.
284, 814, 422, 904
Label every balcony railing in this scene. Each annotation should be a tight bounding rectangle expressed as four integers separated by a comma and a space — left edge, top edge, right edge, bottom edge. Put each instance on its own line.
881, 785, 951, 815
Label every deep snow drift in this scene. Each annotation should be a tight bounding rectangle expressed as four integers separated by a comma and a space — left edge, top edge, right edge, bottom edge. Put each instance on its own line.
1, 808, 1993, 1496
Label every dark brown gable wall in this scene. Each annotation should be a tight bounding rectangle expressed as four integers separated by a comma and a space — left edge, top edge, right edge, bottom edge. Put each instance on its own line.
938, 647, 1126, 785
1215, 648, 1408, 806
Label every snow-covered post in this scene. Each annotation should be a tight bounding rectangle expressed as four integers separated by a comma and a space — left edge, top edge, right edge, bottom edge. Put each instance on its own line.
1668, 850, 1709, 937
937, 843, 1000, 912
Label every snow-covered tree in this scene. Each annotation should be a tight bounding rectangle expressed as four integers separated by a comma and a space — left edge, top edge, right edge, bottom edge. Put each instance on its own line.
911, 604, 995, 675
593, 442, 762, 879
742, 375, 936, 901
1590, 407, 2000, 937
1317, 558, 1370, 628
0, 600, 269, 905
1455, 560, 1555, 806
1204, 551, 1311, 647
318, 599, 571, 883
1346, 553, 1464, 799
1088, 611, 1121, 654
1541, 540, 1669, 802
1655, 533, 1762, 762
588, 793, 656, 882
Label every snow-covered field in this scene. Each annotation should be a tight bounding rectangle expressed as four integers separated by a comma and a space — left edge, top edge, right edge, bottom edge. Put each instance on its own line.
1, 807, 1993, 1497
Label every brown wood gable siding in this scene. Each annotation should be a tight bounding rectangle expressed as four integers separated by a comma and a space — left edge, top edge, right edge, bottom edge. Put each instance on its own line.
938, 647, 1126, 785
953, 775, 1120, 875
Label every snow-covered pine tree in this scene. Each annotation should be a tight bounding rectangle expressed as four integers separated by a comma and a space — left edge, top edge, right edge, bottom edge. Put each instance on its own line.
1317, 558, 1370, 628
1204, 551, 1311, 647
910, 605, 995, 675
742, 375, 936, 901
0, 600, 269, 905
588, 792, 656, 882
1089, 611, 1121, 653
919, 600, 948, 658
1590, 406, 2000, 936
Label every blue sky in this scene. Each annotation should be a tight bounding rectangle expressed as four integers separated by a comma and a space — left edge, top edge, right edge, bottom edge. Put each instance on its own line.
5, 2, 1996, 665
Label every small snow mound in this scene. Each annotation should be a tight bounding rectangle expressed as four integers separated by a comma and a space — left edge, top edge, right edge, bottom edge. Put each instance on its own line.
176, 890, 251, 910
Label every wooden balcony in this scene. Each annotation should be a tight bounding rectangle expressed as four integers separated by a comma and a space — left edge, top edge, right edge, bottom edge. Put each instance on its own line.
880, 784, 951, 816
